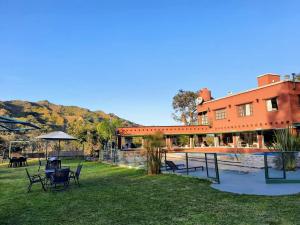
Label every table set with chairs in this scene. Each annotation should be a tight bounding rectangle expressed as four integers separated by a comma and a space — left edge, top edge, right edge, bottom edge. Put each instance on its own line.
26, 158, 83, 192
9, 156, 28, 168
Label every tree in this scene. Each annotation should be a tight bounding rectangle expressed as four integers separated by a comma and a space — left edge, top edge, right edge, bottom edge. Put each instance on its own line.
67, 120, 99, 155
144, 132, 165, 175
67, 120, 88, 144
172, 90, 198, 125
96, 118, 122, 147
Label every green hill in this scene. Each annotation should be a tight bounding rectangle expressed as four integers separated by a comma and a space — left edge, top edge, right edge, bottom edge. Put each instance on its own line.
0, 100, 137, 131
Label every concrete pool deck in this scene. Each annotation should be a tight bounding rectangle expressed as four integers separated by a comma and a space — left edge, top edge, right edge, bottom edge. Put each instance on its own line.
211, 170, 300, 196
170, 169, 300, 196
164, 153, 300, 196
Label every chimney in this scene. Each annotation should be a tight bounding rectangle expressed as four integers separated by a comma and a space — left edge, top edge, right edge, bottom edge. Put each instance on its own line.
257, 74, 281, 87
199, 88, 212, 102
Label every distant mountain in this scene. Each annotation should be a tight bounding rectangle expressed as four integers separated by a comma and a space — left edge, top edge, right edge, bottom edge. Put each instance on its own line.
0, 100, 137, 131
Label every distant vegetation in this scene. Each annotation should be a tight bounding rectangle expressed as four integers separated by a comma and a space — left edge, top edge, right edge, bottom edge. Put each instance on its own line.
0, 100, 136, 131
0, 100, 138, 155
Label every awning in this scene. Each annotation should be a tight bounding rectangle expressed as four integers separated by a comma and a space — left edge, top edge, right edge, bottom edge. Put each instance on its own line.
0, 116, 40, 132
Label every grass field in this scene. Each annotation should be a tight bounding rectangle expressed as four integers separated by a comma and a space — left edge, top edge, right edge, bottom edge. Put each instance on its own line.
0, 160, 300, 225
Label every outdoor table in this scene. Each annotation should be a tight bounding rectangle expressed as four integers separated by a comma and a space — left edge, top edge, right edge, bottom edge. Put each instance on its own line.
44, 167, 71, 189
9, 157, 27, 168
45, 169, 55, 179
48, 157, 58, 161
45, 167, 70, 178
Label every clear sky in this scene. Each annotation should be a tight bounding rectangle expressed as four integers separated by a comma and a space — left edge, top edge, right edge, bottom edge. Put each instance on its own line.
0, 0, 299, 125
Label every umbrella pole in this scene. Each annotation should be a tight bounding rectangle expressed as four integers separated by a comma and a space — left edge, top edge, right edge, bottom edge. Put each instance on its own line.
58, 140, 61, 159
45, 141, 48, 160
9, 142, 12, 158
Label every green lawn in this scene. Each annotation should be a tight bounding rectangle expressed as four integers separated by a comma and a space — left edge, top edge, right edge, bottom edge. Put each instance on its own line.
0, 160, 300, 225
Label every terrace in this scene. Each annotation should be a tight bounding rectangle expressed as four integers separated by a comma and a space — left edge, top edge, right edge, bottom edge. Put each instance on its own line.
117, 126, 276, 154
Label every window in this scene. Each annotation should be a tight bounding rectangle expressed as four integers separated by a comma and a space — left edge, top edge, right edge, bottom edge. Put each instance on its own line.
199, 111, 209, 125
215, 108, 226, 120
298, 95, 300, 106
266, 98, 278, 112
237, 103, 253, 117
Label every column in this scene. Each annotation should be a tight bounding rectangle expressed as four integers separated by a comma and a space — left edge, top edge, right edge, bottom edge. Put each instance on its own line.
189, 135, 195, 148
219, 134, 224, 146
257, 131, 264, 149
117, 136, 122, 150
141, 138, 145, 149
233, 133, 238, 148
213, 135, 220, 147
291, 127, 298, 136
165, 136, 173, 149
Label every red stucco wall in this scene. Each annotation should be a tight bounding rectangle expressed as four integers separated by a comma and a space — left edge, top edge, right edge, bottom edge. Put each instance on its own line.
118, 76, 300, 137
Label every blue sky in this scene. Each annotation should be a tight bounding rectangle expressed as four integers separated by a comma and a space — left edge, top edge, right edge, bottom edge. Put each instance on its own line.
0, 0, 299, 125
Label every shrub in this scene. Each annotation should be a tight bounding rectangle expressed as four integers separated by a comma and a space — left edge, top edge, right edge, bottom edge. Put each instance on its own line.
270, 127, 300, 171
144, 132, 165, 175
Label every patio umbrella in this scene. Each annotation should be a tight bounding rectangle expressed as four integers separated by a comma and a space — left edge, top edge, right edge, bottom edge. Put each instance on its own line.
36, 131, 77, 159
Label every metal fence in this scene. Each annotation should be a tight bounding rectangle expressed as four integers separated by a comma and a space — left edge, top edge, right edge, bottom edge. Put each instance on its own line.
163, 152, 273, 184
264, 151, 300, 183
100, 149, 300, 185
163, 152, 220, 184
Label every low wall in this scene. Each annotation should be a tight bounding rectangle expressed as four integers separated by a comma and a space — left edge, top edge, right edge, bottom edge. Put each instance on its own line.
25, 152, 45, 158
117, 150, 147, 168
125, 147, 271, 154
48, 150, 85, 158
169, 147, 270, 154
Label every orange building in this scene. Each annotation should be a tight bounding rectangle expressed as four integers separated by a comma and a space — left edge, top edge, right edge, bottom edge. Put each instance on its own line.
117, 74, 300, 153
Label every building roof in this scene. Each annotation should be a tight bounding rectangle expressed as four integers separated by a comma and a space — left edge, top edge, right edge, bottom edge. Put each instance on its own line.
202, 80, 296, 105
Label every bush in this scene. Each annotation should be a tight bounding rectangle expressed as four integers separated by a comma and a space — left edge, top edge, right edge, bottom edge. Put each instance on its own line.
144, 132, 165, 175
270, 127, 300, 171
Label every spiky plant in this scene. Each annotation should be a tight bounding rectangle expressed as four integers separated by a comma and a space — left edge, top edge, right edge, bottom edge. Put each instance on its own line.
270, 127, 300, 171
144, 132, 165, 175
